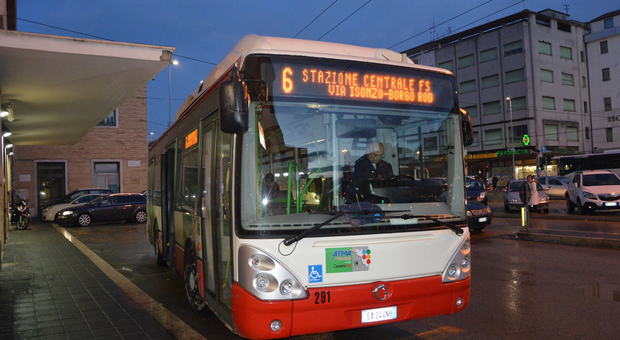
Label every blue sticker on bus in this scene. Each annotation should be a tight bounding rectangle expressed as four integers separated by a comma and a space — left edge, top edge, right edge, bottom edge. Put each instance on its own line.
308, 265, 323, 283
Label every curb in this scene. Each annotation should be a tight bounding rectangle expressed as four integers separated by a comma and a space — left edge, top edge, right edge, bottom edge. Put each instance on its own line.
493, 212, 620, 222
514, 231, 620, 249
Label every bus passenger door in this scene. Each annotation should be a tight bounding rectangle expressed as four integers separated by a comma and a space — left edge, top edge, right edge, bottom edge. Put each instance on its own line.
201, 118, 233, 316
161, 146, 176, 264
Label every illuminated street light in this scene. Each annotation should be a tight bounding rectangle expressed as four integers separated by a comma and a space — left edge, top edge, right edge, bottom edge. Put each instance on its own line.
168, 59, 180, 127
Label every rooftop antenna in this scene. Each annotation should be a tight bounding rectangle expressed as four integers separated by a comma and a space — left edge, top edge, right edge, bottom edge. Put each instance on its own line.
563, 4, 569, 15
430, 19, 437, 41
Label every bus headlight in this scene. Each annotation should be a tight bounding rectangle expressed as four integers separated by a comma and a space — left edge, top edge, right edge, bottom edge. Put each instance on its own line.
442, 233, 471, 283
239, 245, 308, 300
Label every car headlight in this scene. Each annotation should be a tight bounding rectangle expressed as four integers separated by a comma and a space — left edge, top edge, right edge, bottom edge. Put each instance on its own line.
582, 191, 597, 199
62, 210, 73, 216
509, 198, 519, 203
478, 192, 486, 199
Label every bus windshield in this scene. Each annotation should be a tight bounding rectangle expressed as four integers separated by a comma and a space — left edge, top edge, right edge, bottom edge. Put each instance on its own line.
239, 55, 464, 237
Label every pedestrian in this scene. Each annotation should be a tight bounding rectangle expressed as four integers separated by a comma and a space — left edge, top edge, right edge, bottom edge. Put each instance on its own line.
492, 176, 498, 190
527, 175, 541, 209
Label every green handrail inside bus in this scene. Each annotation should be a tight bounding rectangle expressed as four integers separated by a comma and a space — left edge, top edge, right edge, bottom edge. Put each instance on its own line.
287, 162, 296, 215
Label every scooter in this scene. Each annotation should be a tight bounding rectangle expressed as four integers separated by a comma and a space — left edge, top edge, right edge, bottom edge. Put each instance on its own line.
11, 196, 31, 230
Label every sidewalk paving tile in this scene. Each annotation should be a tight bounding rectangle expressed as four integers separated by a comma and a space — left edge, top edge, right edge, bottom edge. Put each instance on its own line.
0, 223, 174, 340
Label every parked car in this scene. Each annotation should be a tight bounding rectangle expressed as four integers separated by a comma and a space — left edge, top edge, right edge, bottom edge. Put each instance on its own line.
503, 180, 549, 213
537, 176, 569, 199
466, 177, 487, 205
57, 193, 147, 227
566, 170, 620, 214
41, 194, 104, 222
47, 188, 113, 207
467, 201, 492, 231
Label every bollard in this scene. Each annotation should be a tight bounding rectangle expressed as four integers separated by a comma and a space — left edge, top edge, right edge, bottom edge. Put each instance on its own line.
520, 206, 529, 231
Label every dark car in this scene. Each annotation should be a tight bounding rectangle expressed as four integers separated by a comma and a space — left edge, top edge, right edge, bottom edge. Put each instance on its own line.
467, 201, 492, 231
57, 193, 146, 227
466, 177, 488, 205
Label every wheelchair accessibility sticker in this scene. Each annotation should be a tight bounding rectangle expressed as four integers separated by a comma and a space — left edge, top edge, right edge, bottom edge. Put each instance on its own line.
308, 265, 323, 283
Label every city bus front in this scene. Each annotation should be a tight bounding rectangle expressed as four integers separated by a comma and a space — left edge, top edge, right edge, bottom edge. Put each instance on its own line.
233, 54, 469, 339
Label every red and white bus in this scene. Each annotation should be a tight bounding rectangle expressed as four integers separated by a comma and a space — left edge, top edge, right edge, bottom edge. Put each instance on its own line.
147, 35, 471, 339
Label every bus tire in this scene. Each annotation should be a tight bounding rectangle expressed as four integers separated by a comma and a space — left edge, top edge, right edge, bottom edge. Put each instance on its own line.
184, 241, 206, 311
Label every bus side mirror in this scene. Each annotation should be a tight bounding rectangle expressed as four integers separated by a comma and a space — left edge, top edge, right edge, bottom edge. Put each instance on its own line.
220, 66, 248, 133
459, 108, 474, 146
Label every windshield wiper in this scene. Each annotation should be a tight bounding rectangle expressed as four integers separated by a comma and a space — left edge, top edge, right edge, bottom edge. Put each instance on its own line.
283, 212, 344, 246
396, 213, 464, 236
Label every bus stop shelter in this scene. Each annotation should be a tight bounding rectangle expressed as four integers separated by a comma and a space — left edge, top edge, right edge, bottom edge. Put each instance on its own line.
0, 29, 174, 263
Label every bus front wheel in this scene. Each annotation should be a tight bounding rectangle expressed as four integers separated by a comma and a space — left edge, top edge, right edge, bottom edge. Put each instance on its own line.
184, 242, 206, 311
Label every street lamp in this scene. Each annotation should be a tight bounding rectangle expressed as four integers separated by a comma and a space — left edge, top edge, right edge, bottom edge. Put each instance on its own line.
168, 59, 179, 127
506, 97, 515, 179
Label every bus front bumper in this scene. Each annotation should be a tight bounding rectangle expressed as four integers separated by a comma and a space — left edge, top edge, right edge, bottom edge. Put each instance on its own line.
232, 275, 470, 339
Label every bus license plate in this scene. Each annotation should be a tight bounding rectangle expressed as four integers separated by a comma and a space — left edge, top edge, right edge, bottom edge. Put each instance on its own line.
604, 202, 618, 207
478, 217, 488, 222
361, 306, 397, 323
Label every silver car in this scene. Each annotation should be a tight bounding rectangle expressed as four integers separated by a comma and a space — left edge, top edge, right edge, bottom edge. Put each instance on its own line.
537, 176, 569, 199
503, 180, 550, 213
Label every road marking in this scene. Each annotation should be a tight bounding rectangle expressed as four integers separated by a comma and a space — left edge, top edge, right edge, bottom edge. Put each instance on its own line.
396, 325, 464, 340
54, 225, 206, 340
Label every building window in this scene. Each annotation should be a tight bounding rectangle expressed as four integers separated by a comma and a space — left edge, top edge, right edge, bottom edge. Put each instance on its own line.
600, 40, 609, 54
438, 60, 454, 72
585, 127, 590, 140
566, 126, 579, 142
481, 74, 499, 89
459, 80, 476, 93
97, 109, 117, 127
563, 99, 576, 112
604, 18, 614, 29
557, 21, 572, 32
463, 105, 478, 117
543, 96, 556, 110
485, 128, 502, 145
544, 123, 559, 141
505, 68, 525, 83
483, 101, 501, 116
580, 51, 585, 62
503, 40, 523, 56
584, 101, 588, 113
540, 69, 554, 83
560, 46, 572, 60
539, 41, 552, 55
561, 73, 574, 86
509, 125, 528, 142
510, 96, 527, 111
602, 68, 611, 81
606, 127, 614, 142
536, 15, 551, 27
479, 48, 497, 63
424, 136, 438, 151
457, 54, 475, 69
604, 97, 612, 111
472, 131, 479, 146
582, 75, 587, 88
93, 162, 120, 193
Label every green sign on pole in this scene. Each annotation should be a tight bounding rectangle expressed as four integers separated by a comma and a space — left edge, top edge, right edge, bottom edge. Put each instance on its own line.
522, 134, 531, 146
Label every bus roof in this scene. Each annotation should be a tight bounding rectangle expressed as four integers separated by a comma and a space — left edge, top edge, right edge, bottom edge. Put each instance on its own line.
173, 34, 454, 122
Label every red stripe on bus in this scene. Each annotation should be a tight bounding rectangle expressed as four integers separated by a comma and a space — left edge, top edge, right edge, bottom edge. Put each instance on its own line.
231, 275, 470, 339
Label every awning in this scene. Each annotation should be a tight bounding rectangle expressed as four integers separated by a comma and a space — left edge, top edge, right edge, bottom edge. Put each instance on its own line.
0, 30, 174, 145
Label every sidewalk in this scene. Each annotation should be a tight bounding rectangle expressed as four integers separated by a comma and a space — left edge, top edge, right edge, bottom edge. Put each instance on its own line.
0, 222, 173, 340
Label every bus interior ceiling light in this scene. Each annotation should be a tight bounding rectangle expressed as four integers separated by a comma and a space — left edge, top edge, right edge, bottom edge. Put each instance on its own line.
2, 131, 12, 137
0, 103, 12, 118
5, 143, 13, 149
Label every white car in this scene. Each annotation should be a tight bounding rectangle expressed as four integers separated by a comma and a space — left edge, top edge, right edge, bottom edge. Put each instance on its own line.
566, 170, 620, 214
41, 194, 105, 222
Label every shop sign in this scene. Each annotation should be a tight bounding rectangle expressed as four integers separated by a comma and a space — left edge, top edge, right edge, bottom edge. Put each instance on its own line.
495, 149, 531, 157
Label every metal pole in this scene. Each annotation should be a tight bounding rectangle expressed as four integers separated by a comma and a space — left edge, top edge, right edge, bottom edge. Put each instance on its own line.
168, 63, 172, 127
507, 97, 515, 179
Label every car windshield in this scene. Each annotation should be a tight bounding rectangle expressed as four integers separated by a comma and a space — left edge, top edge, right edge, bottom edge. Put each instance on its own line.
583, 174, 620, 186
239, 55, 464, 237
509, 181, 543, 191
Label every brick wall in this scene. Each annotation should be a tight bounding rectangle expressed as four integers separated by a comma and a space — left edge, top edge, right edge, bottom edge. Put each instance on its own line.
13, 87, 148, 213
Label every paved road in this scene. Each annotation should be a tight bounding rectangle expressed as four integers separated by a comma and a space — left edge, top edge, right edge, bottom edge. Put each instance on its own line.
63, 219, 620, 339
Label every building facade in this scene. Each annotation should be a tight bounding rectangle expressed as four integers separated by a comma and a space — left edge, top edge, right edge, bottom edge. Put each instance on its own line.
404, 9, 591, 183
585, 10, 620, 152
13, 87, 148, 216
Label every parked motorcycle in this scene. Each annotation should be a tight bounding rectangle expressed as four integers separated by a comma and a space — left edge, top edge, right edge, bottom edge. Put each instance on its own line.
11, 196, 31, 230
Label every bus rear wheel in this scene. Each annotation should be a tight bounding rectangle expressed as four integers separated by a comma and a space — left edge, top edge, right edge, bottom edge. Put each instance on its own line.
184, 243, 206, 311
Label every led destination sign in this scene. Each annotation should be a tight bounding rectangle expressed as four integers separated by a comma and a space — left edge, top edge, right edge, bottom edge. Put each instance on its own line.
265, 56, 454, 109
281, 66, 436, 104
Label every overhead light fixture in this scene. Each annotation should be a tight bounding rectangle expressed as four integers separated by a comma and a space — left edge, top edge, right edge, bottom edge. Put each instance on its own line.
3, 131, 12, 137
5, 143, 13, 149
1, 103, 14, 121
8, 152, 13, 156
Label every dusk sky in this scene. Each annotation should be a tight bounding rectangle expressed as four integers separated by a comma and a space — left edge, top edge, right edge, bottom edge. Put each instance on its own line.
16, 0, 618, 140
